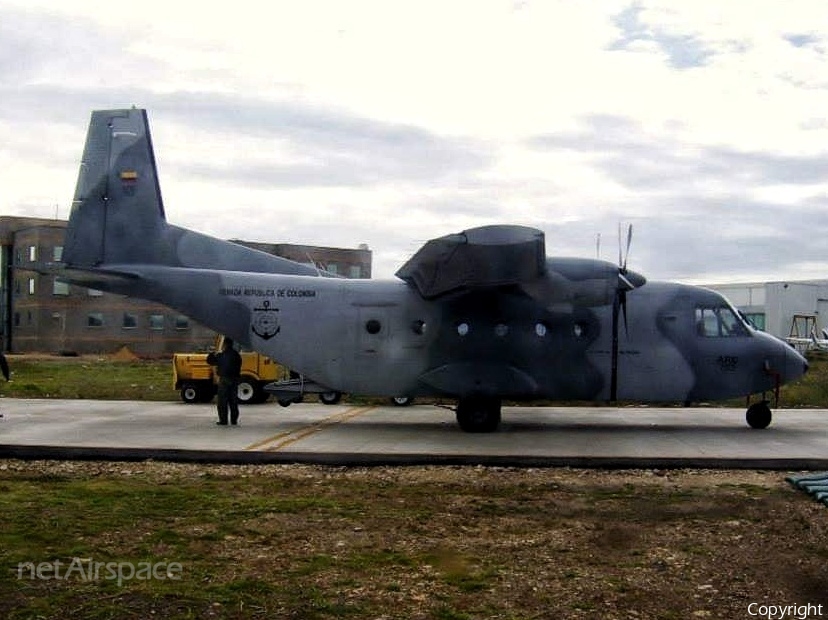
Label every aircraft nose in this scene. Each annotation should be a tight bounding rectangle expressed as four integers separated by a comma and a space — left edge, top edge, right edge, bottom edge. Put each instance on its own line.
784, 345, 809, 381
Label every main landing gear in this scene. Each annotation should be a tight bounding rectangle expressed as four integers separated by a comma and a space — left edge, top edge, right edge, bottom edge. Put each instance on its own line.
455, 396, 502, 433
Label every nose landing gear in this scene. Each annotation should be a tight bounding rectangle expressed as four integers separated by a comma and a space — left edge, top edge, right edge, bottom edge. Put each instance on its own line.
745, 365, 781, 429
746, 400, 772, 429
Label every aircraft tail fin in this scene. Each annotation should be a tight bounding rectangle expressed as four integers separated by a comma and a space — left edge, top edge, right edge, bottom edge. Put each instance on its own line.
62, 108, 327, 277
63, 108, 166, 268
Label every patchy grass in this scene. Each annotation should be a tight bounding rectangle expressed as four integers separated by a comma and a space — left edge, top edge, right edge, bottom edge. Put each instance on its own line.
2, 356, 176, 401
1, 462, 827, 619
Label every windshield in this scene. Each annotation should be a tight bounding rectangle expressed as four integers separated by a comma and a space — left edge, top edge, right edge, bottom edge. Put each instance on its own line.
695, 304, 751, 338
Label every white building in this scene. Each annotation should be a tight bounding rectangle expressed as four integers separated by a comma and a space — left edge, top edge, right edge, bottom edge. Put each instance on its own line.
706, 280, 828, 341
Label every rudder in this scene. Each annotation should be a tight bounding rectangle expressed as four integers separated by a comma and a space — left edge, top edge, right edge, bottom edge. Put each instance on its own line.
63, 108, 166, 267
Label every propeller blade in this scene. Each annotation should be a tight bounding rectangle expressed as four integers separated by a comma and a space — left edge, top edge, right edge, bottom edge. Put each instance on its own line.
621, 290, 629, 337
623, 224, 633, 271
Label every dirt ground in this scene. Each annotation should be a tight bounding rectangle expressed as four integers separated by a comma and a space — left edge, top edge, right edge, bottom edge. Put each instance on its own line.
3, 461, 828, 619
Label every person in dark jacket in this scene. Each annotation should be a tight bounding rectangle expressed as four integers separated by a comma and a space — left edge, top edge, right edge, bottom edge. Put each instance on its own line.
206, 338, 242, 426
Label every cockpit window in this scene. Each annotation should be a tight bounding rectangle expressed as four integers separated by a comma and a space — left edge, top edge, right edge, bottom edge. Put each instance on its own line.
695, 305, 750, 338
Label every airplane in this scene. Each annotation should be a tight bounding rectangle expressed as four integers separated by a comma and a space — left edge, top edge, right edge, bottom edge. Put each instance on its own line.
55, 108, 808, 432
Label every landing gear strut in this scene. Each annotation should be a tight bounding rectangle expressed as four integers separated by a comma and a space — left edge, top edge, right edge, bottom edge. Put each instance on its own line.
745, 367, 781, 430
456, 397, 502, 433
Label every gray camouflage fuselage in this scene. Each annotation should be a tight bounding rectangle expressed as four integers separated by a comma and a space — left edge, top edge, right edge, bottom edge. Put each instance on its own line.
58, 109, 808, 430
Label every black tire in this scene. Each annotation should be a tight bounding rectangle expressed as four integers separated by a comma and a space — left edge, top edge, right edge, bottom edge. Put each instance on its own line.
180, 383, 200, 404
319, 391, 342, 405
237, 376, 257, 404
391, 396, 413, 406
746, 401, 772, 429
456, 397, 502, 433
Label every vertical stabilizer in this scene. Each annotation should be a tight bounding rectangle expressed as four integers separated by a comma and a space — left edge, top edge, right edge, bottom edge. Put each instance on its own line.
63, 108, 166, 267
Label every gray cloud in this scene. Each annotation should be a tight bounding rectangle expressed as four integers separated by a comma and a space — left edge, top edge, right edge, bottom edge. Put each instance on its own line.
528, 115, 828, 282
530, 115, 828, 191
159, 93, 493, 188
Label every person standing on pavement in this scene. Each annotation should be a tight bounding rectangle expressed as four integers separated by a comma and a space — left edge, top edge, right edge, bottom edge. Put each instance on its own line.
206, 338, 242, 426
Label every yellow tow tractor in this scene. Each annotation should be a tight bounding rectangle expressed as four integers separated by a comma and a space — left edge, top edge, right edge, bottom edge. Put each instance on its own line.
172, 335, 290, 404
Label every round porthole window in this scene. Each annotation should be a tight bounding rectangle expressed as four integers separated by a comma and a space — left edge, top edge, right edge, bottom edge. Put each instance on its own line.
457, 322, 470, 336
535, 322, 548, 337
494, 323, 508, 337
365, 319, 381, 334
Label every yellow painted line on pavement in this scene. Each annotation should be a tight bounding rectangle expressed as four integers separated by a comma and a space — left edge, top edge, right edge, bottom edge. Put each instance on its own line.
245, 406, 377, 452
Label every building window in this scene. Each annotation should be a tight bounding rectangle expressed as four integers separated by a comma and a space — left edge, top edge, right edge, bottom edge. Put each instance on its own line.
29, 246, 37, 262
349, 265, 362, 279
88, 289, 103, 297
174, 315, 190, 330
28, 278, 35, 295
13, 312, 19, 327
122, 313, 138, 329
326, 263, 338, 275
87, 313, 104, 327
53, 246, 63, 261
149, 314, 164, 330
53, 279, 69, 296
14, 280, 20, 295
743, 313, 766, 331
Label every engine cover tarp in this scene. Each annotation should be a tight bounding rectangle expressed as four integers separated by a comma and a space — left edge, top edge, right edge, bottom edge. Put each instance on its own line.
395, 225, 546, 298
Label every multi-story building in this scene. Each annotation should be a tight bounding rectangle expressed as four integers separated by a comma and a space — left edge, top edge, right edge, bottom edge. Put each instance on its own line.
2, 216, 371, 356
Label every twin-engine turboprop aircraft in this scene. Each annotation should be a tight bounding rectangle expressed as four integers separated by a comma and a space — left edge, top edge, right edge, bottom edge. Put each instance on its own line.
57, 108, 808, 432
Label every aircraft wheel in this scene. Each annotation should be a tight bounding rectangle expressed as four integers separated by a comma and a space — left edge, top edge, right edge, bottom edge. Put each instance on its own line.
278, 395, 304, 407
237, 377, 257, 404
391, 396, 413, 406
456, 397, 501, 433
319, 391, 342, 405
746, 401, 772, 429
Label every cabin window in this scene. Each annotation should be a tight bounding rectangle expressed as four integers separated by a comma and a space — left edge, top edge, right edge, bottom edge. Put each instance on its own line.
695, 306, 749, 338
122, 313, 138, 329
494, 323, 509, 337
365, 319, 381, 334
456, 322, 470, 336
535, 322, 548, 337
87, 313, 104, 328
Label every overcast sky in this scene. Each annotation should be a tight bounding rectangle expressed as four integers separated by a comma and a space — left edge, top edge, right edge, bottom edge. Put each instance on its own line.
2, 0, 828, 283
